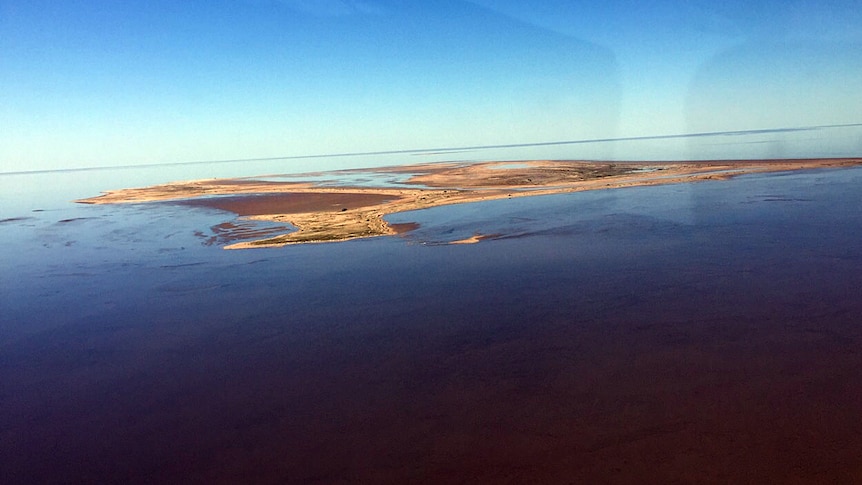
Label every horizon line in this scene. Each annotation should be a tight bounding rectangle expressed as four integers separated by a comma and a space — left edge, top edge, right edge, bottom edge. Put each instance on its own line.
3, 123, 861, 176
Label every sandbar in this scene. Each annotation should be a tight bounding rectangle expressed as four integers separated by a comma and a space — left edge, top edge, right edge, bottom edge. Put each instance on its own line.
77, 158, 862, 248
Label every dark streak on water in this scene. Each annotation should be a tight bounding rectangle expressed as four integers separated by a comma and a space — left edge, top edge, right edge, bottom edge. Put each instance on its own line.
0, 217, 34, 224
2, 167, 862, 483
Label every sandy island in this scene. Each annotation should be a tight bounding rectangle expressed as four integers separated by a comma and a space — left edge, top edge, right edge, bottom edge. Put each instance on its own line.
77, 158, 862, 248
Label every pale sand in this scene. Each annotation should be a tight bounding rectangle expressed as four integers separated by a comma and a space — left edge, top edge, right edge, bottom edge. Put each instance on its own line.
449, 234, 501, 245
449, 235, 485, 245
76, 158, 862, 248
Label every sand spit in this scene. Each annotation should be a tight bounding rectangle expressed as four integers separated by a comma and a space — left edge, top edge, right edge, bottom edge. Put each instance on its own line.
449, 234, 501, 245
77, 158, 862, 248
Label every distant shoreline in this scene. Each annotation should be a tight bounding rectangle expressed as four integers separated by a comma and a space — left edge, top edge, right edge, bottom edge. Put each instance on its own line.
77, 158, 862, 248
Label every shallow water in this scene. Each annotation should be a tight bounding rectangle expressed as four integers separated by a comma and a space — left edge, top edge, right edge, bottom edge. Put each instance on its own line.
252, 170, 423, 188
2, 161, 862, 482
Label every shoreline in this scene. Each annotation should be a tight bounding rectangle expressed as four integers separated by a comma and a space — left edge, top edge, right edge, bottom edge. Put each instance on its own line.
76, 158, 862, 248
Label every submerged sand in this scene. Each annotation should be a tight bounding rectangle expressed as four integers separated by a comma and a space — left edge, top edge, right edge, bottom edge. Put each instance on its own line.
77, 158, 862, 248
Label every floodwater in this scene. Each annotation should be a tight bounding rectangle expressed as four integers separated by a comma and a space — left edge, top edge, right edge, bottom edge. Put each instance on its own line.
2, 155, 862, 482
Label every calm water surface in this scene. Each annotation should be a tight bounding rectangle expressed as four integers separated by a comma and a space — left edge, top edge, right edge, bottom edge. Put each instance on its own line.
2, 159, 862, 482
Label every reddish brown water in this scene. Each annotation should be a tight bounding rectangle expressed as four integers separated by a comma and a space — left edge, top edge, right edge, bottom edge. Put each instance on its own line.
3, 168, 862, 483
177, 192, 397, 216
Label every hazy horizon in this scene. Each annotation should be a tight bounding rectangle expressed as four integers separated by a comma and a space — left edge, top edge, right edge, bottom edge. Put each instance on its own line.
1, 123, 860, 178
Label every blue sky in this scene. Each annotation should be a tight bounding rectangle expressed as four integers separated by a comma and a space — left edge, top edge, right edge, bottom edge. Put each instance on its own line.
1, 0, 860, 172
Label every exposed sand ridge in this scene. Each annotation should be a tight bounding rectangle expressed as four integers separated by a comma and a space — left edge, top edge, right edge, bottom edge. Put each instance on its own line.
76, 158, 862, 248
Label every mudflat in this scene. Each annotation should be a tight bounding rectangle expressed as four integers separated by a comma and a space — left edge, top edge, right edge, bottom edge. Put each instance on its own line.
77, 158, 862, 248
